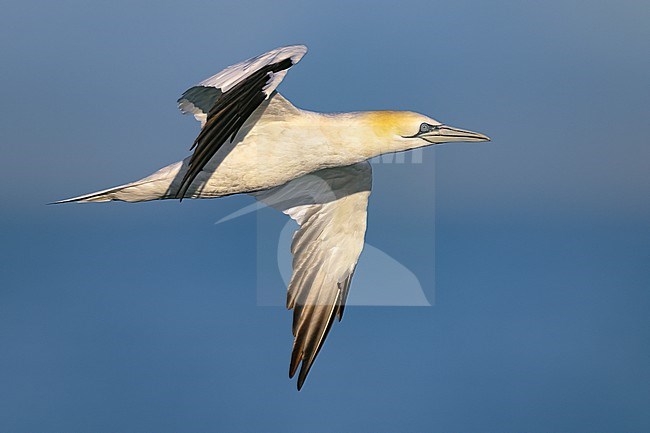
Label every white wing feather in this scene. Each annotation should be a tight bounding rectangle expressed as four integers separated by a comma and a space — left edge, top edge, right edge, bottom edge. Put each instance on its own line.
177, 45, 307, 126
253, 161, 372, 389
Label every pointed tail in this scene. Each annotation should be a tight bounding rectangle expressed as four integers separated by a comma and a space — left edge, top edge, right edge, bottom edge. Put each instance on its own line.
53, 160, 185, 204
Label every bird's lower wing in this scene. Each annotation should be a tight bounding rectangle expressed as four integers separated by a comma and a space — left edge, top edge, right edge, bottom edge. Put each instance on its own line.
253, 162, 372, 390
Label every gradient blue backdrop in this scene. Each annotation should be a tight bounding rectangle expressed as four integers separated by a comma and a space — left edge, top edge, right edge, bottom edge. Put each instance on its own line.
1, 0, 649, 432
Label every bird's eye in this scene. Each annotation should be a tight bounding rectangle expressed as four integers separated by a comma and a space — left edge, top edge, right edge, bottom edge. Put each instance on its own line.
419, 123, 431, 133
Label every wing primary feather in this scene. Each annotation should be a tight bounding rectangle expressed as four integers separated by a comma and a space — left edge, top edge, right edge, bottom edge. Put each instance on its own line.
252, 162, 371, 390
336, 271, 355, 321
175, 58, 293, 199
295, 292, 341, 390
178, 107, 242, 192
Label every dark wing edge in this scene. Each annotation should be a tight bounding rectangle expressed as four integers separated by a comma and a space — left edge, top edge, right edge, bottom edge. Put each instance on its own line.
254, 162, 372, 390
289, 268, 357, 390
175, 58, 294, 199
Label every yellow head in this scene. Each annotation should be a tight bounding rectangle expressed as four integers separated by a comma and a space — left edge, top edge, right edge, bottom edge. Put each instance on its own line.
359, 110, 490, 154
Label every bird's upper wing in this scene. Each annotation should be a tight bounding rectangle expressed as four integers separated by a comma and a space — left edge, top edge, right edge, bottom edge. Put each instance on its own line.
175, 44, 307, 198
253, 162, 372, 390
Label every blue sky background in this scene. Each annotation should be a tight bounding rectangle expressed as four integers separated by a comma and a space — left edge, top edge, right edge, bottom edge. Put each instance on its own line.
1, 0, 649, 431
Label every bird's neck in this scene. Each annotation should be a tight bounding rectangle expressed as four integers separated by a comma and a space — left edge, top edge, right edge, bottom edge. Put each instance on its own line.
311, 111, 425, 160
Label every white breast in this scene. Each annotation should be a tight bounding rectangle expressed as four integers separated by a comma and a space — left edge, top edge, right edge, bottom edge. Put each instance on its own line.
191, 96, 375, 197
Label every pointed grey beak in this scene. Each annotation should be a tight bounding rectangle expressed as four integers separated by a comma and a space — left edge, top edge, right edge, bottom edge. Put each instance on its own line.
421, 125, 490, 144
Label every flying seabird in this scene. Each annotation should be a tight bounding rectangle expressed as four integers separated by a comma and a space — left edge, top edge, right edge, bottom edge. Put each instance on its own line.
57, 45, 490, 390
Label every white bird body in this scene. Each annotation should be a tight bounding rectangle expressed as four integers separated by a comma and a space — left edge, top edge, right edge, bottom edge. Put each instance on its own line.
58, 44, 489, 389
64, 95, 436, 203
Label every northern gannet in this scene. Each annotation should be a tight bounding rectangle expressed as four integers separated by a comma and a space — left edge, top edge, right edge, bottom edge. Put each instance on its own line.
57, 45, 490, 390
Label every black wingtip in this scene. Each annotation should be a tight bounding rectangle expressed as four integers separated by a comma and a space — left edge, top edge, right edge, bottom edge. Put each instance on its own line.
296, 361, 312, 391
289, 349, 301, 379
175, 176, 191, 201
